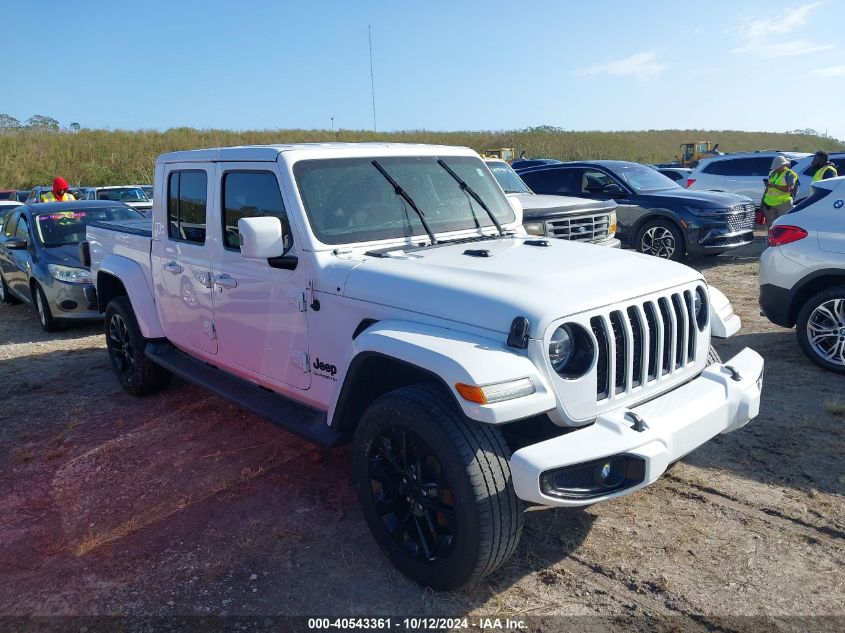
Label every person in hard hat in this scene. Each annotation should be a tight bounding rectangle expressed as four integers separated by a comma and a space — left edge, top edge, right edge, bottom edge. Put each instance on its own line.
810, 151, 838, 184
761, 156, 797, 226
40, 177, 76, 202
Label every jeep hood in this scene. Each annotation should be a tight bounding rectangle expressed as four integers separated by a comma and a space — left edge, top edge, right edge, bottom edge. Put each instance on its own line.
341, 238, 703, 337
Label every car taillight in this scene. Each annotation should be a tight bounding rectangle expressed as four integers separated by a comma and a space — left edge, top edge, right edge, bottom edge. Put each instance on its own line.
686, 178, 695, 188
768, 225, 808, 246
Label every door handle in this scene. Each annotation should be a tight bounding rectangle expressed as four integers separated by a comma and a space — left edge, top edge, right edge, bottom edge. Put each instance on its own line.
163, 261, 182, 274
213, 273, 238, 289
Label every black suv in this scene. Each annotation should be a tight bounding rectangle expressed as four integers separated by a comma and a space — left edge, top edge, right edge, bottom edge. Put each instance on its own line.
516, 160, 755, 261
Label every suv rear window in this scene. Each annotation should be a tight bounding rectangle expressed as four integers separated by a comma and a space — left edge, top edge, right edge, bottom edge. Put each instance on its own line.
703, 157, 772, 177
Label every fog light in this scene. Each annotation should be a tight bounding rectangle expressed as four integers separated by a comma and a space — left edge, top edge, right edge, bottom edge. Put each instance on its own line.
58, 300, 78, 311
540, 455, 646, 500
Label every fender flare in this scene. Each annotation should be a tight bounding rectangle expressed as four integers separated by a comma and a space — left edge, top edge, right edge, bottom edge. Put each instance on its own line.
709, 286, 741, 338
97, 254, 165, 339
330, 320, 556, 426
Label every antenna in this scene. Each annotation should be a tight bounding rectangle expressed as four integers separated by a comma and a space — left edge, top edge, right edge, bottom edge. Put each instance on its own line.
368, 25, 377, 132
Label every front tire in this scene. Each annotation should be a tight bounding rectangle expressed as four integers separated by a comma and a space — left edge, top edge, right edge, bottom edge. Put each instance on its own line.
795, 286, 845, 374
33, 283, 58, 332
353, 385, 523, 590
635, 219, 686, 262
105, 295, 173, 395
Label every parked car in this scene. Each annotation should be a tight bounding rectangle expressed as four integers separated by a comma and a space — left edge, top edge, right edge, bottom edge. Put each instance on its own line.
656, 167, 692, 186
86, 143, 763, 589
25, 185, 85, 203
759, 176, 845, 374
510, 158, 562, 171
485, 159, 620, 247
686, 151, 810, 204
790, 153, 845, 202
0, 189, 18, 201
79, 186, 152, 215
516, 160, 755, 261
0, 201, 142, 331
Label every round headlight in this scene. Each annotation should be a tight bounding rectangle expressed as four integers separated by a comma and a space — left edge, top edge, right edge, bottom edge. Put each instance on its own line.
549, 326, 574, 372
548, 323, 595, 379
694, 286, 708, 330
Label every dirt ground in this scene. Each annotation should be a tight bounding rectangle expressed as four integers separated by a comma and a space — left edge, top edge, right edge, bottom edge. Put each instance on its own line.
0, 233, 843, 630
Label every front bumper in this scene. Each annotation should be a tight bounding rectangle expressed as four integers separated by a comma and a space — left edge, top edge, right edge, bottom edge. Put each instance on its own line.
686, 227, 754, 255
48, 281, 101, 321
509, 348, 764, 507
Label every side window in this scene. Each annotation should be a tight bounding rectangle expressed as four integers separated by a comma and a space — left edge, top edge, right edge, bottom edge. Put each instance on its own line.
167, 170, 207, 244
222, 171, 291, 251
702, 160, 727, 175
15, 215, 29, 240
3, 211, 20, 237
581, 170, 612, 194
802, 164, 815, 177
520, 169, 579, 195
748, 157, 774, 177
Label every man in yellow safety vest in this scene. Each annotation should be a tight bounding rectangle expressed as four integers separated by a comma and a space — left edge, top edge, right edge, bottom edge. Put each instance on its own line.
810, 151, 838, 184
39, 177, 76, 203
762, 156, 797, 226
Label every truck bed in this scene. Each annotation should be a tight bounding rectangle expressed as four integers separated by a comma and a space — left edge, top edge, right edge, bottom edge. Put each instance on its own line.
86, 218, 155, 308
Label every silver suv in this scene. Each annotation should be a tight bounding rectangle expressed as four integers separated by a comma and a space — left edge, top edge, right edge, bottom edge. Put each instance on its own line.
759, 176, 845, 373
790, 153, 845, 202
687, 151, 810, 205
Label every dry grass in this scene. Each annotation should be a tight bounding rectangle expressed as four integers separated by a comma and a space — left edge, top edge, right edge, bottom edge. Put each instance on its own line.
1, 127, 842, 188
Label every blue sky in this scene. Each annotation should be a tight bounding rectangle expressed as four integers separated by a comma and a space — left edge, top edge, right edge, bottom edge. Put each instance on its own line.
3, 0, 844, 139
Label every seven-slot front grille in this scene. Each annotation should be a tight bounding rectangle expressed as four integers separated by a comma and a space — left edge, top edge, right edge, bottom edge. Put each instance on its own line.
590, 290, 699, 400
545, 213, 611, 242
726, 203, 756, 233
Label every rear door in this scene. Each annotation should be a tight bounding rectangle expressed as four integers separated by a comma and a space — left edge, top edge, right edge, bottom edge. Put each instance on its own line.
151, 164, 218, 355
725, 157, 772, 202
210, 164, 311, 390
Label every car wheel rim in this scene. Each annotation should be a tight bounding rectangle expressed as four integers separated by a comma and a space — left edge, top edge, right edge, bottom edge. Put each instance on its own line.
807, 298, 845, 367
642, 227, 676, 258
108, 313, 136, 381
367, 427, 456, 563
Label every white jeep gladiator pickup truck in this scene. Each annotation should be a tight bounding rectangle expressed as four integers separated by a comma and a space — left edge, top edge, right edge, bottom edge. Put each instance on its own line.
86, 143, 764, 590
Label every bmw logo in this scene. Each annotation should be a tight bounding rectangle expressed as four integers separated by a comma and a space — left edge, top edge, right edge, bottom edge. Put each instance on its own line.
834, 199, 844, 209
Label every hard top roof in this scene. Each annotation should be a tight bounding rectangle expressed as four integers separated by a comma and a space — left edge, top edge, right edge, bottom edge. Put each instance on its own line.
156, 142, 474, 164
23, 200, 132, 213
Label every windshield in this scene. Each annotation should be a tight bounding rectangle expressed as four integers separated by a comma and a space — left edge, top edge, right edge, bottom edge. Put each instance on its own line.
293, 155, 515, 245
35, 206, 142, 246
96, 187, 149, 202
487, 161, 532, 194
612, 164, 680, 193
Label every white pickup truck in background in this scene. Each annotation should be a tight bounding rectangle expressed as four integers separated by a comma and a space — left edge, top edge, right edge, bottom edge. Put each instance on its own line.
85, 143, 764, 589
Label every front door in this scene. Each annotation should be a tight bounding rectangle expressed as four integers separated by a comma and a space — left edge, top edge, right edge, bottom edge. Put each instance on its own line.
8, 213, 35, 300
211, 165, 311, 390
151, 165, 218, 355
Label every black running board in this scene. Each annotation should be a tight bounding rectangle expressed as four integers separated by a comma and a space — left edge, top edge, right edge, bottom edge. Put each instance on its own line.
145, 341, 347, 447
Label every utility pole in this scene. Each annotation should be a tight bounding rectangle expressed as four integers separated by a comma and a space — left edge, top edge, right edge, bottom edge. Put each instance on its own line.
331, 117, 334, 132
368, 25, 377, 132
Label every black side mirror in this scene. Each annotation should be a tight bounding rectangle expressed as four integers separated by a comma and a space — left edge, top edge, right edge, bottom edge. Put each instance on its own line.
602, 183, 625, 197
5, 237, 27, 250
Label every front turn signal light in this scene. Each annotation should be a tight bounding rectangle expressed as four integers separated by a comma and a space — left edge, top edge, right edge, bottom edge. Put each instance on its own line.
608, 210, 617, 236
455, 378, 535, 405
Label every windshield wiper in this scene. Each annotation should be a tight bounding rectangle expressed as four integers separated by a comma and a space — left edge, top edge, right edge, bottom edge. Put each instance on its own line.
371, 160, 437, 245
437, 159, 504, 236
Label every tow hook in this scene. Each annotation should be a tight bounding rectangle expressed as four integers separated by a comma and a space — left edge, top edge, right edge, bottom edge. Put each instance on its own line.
625, 411, 647, 432
723, 365, 742, 382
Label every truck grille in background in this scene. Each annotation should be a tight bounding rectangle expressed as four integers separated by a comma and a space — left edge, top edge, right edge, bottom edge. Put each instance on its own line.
545, 213, 611, 243
726, 204, 755, 232
590, 291, 699, 400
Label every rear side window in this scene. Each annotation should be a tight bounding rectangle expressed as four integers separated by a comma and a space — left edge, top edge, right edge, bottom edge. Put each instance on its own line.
3, 211, 20, 236
520, 168, 580, 195
167, 170, 207, 244
222, 171, 291, 251
702, 157, 771, 176
15, 215, 29, 240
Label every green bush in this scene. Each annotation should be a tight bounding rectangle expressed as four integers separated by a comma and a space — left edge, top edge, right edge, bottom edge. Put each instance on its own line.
1, 127, 842, 188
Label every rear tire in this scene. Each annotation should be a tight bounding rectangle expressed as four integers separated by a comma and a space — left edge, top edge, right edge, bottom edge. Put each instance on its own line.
33, 283, 58, 332
795, 286, 845, 374
353, 384, 523, 590
105, 295, 173, 395
635, 219, 686, 262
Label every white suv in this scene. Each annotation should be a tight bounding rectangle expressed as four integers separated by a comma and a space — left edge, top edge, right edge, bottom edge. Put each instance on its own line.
687, 151, 810, 204
790, 153, 845, 202
759, 177, 845, 373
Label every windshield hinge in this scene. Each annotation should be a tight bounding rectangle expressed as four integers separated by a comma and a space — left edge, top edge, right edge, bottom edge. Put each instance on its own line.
288, 291, 307, 312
